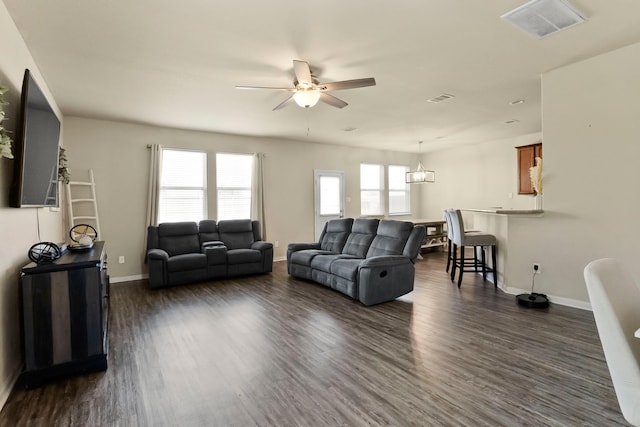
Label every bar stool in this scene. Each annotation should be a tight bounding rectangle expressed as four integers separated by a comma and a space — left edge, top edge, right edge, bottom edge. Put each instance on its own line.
447, 209, 497, 288
443, 209, 480, 274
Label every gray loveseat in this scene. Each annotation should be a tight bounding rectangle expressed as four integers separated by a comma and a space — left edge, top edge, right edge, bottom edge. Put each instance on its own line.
287, 218, 426, 305
146, 219, 273, 289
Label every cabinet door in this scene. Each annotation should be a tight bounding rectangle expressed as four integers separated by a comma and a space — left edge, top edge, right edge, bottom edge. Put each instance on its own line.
517, 143, 542, 195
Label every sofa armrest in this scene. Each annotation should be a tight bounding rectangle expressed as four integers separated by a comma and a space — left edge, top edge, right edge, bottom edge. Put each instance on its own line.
287, 242, 320, 252
286, 242, 321, 274
360, 255, 411, 268
358, 256, 414, 306
202, 240, 225, 252
204, 245, 227, 265
251, 241, 273, 251
147, 248, 169, 262
147, 249, 169, 289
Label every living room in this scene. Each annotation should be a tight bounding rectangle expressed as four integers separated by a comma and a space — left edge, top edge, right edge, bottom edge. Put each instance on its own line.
1, 0, 640, 425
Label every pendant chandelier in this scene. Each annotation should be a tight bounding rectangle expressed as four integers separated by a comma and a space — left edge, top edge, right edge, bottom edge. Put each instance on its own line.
406, 141, 435, 184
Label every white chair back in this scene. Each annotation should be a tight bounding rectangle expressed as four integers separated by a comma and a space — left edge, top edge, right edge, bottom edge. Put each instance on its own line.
447, 209, 465, 246
584, 258, 640, 426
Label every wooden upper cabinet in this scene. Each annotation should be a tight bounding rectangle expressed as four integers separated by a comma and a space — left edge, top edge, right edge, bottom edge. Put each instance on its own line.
516, 143, 542, 195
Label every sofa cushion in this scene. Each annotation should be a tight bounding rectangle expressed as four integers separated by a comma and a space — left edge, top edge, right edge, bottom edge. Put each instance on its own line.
342, 218, 379, 258
310, 254, 358, 273
158, 222, 201, 256
199, 220, 220, 244
290, 249, 333, 266
319, 218, 353, 252
330, 258, 364, 282
218, 220, 255, 250
167, 253, 207, 272
227, 249, 262, 264
366, 220, 413, 258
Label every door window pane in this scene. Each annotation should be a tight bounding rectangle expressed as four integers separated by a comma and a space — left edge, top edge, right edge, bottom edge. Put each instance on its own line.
319, 176, 341, 215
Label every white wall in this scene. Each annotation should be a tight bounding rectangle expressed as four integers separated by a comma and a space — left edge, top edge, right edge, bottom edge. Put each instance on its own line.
0, 3, 64, 408
538, 40, 640, 302
420, 40, 640, 306
62, 116, 424, 280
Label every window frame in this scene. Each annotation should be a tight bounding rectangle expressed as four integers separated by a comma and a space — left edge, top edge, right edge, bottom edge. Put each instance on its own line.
215, 152, 253, 221
388, 164, 411, 216
360, 163, 385, 216
157, 148, 208, 224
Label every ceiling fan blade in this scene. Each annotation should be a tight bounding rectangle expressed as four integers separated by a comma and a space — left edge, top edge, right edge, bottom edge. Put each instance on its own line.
236, 85, 294, 91
319, 93, 348, 109
272, 95, 295, 111
293, 60, 313, 85
319, 78, 376, 91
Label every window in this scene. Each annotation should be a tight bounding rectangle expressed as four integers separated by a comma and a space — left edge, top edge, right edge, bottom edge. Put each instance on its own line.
360, 163, 384, 216
388, 165, 411, 215
158, 149, 207, 223
216, 153, 253, 220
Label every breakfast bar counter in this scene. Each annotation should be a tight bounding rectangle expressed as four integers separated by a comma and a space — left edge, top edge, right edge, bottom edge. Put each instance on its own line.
458, 208, 545, 293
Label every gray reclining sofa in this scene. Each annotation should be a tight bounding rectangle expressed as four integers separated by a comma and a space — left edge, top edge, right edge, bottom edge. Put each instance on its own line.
287, 218, 426, 305
146, 219, 273, 289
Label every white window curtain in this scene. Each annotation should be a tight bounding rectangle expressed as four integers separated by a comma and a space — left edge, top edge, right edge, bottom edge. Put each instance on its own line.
251, 152, 266, 240
146, 144, 163, 227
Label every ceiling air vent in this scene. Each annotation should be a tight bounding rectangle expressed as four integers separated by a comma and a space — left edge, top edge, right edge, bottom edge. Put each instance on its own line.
427, 93, 455, 103
501, 0, 586, 39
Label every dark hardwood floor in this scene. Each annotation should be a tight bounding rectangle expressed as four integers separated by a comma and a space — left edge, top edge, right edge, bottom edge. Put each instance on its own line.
0, 253, 627, 426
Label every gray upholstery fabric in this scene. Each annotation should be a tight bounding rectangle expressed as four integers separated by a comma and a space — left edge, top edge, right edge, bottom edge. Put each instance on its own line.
287, 217, 422, 305
310, 254, 357, 273
146, 220, 273, 288
158, 222, 201, 256
450, 210, 496, 246
402, 225, 427, 262
342, 218, 379, 258
366, 220, 413, 258
218, 219, 255, 250
198, 220, 220, 244
227, 249, 262, 264
330, 258, 363, 281
319, 218, 353, 252
167, 253, 207, 272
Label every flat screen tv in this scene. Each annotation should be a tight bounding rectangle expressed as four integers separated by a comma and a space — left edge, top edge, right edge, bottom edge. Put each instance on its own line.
10, 69, 61, 208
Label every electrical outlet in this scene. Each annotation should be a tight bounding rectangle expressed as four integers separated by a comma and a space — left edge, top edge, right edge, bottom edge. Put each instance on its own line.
119, 256, 125, 264
533, 263, 541, 274
275, 240, 279, 248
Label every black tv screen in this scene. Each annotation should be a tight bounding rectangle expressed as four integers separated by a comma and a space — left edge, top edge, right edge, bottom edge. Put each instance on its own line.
10, 69, 61, 208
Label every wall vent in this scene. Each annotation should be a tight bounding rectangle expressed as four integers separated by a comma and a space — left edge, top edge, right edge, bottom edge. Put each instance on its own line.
501, 0, 586, 39
427, 93, 455, 103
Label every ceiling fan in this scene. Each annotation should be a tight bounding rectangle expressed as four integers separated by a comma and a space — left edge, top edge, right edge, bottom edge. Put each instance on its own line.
236, 60, 376, 111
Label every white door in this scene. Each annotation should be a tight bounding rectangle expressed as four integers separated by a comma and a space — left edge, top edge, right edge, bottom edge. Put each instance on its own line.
314, 170, 345, 240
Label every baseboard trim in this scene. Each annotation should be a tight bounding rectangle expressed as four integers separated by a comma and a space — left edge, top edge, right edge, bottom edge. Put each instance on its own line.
110, 274, 148, 284
274, 256, 286, 262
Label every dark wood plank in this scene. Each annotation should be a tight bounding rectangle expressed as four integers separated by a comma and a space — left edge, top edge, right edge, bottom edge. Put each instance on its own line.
0, 254, 627, 426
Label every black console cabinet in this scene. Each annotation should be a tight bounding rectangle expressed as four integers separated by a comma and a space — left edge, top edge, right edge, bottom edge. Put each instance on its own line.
19, 241, 109, 388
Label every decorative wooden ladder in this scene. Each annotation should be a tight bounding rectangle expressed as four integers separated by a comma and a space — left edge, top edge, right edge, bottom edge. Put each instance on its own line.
65, 169, 102, 238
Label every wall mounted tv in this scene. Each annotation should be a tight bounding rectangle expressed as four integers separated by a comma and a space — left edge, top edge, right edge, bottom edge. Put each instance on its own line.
10, 69, 61, 208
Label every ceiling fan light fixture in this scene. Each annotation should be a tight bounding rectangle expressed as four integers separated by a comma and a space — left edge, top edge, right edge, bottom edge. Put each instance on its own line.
293, 89, 321, 108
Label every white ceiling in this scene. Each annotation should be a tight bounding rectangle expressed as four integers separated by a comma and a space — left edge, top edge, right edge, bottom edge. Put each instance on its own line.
3, 0, 640, 153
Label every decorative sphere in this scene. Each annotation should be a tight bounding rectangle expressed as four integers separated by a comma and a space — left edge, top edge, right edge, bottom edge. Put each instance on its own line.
79, 236, 93, 246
